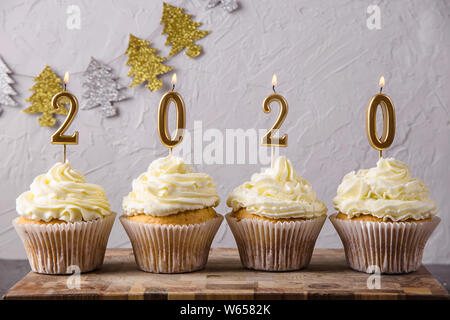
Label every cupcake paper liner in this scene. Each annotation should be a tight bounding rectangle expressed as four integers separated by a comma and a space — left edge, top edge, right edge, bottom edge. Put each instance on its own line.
226, 213, 326, 271
13, 213, 116, 275
329, 213, 440, 274
120, 214, 224, 273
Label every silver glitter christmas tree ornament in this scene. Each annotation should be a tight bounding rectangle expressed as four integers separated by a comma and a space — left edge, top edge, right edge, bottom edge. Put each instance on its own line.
206, 0, 238, 13
81, 57, 127, 118
0, 56, 18, 115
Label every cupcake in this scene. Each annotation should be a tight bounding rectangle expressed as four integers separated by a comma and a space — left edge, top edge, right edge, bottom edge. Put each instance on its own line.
226, 156, 327, 271
330, 157, 440, 274
120, 155, 223, 273
14, 162, 115, 274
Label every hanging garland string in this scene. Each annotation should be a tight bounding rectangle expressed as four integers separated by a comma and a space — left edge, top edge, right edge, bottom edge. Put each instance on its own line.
11, 24, 164, 80
2, 2, 217, 123
11, 2, 211, 79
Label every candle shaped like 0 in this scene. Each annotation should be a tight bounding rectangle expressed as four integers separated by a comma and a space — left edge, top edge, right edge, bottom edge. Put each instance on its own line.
366, 76, 396, 159
261, 74, 288, 167
158, 73, 186, 155
51, 72, 79, 163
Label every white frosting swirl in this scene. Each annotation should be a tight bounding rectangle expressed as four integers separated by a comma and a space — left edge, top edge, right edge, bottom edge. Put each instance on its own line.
227, 156, 327, 218
16, 162, 111, 222
122, 156, 220, 216
333, 157, 438, 221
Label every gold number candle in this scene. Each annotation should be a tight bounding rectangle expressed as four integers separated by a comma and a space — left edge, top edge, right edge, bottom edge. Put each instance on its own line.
261, 75, 288, 147
158, 73, 186, 154
366, 76, 396, 159
51, 72, 79, 163
261, 74, 288, 167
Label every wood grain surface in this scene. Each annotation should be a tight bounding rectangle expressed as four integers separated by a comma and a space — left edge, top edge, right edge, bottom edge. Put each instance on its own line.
3, 248, 448, 300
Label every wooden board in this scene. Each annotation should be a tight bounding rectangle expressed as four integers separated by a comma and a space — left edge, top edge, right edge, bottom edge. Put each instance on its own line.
3, 248, 448, 300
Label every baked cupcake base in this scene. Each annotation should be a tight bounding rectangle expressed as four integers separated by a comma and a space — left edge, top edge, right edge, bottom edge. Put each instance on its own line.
329, 213, 440, 274
226, 210, 326, 271
120, 208, 223, 273
13, 213, 116, 275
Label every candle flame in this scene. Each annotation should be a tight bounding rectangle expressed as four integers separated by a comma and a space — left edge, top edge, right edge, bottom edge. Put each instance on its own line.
379, 76, 385, 88
272, 74, 277, 87
64, 72, 69, 84
171, 73, 177, 85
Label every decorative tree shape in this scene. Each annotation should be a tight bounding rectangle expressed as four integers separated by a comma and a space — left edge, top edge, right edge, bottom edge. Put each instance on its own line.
161, 2, 210, 58
23, 66, 67, 127
125, 34, 173, 92
0, 56, 18, 115
206, 0, 239, 13
81, 57, 127, 117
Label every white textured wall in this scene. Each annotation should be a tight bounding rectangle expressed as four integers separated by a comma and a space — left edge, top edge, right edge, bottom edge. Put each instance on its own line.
0, 0, 449, 263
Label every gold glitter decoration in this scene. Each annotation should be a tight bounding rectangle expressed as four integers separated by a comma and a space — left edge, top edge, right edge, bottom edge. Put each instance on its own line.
23, 66, 68, 127
125, 34, 174, 92
161, 2, 210, 58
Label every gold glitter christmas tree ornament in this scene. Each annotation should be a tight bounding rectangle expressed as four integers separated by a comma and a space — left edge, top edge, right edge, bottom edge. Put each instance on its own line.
161, 2, 210, 58
125, 34, 173, 92
23, 66, 68, 127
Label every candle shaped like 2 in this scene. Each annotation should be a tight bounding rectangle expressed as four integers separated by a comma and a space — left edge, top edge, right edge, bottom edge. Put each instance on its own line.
51, 72, 79, 163
261, 74, 288, 167
158, 73, 186, 155
261, 74, 288, 147
366, 76, 396, 159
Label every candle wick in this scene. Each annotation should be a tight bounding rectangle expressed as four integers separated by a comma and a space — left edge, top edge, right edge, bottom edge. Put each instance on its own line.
272, 85, 276, 94
172, 84, 175, 91
380, 87, 383, 94
64, 83, 67, 91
